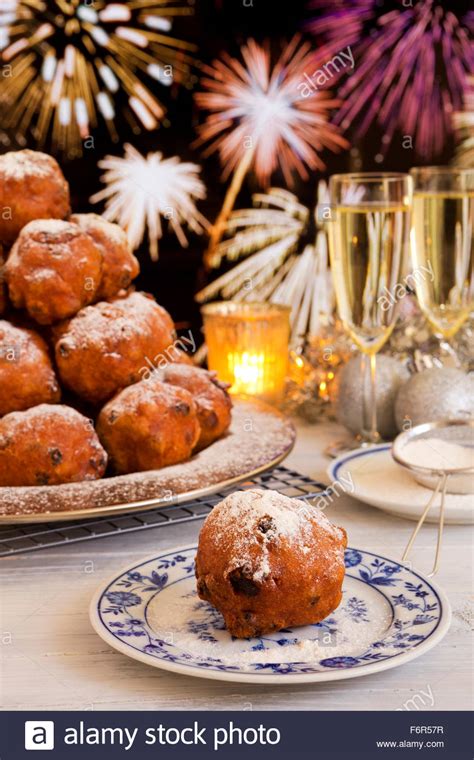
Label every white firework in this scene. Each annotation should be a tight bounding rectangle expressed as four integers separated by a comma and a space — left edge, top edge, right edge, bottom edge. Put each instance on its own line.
196, 185, 335, 345
205, 187, 309, 269
91, 143, 209, 261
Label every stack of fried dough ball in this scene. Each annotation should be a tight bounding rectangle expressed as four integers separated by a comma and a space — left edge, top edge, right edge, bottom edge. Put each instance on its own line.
0, 149, 232, 488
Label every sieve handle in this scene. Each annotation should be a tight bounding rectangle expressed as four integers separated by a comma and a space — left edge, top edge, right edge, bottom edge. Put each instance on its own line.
402, 473, 448, 575
428, 474, 448, 577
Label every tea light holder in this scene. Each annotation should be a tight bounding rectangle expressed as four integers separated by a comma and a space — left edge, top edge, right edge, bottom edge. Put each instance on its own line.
201, 302, 291, 405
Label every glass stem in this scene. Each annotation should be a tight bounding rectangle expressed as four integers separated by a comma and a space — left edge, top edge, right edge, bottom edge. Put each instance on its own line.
361, 352, 380, 445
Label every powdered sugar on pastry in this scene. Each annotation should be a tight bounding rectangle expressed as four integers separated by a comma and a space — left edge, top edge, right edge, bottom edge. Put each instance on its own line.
206, 488, 344, 583
0, 151, 54, 179
0, 400, 295, 516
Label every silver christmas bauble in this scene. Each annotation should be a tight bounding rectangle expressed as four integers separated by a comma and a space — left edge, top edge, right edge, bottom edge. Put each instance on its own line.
336, 354, 410, 440
395, 368, 474, 431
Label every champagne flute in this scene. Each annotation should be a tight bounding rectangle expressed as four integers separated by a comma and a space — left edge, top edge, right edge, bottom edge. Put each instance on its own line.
328, 173, 413, 445
410, 167, 474, 346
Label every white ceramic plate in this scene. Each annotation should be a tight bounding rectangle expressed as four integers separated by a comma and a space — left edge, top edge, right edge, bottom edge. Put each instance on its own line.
90, 544, 451, 684
328, 444, 474, 524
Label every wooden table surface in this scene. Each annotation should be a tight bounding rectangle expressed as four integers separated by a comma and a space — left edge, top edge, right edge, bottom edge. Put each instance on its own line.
1, 420, 472, 711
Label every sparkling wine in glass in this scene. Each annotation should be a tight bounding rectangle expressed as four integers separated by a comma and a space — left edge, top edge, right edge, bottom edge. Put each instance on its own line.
328, 173, 413, 444
410, 167, 473, 342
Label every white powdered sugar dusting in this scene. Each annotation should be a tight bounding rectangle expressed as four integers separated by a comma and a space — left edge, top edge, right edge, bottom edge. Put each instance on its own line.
17, 218, 73, 237
204, 488, 344, 583
2, 403, 88, 429
146, 578, 390, 667
0, 400, 295, 516
71, 213, 128, 248
56, 292, 170, 354
401, 438, 474, 471
0, 151, 55, 180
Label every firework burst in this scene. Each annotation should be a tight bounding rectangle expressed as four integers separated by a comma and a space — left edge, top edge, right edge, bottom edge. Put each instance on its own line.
196, 36, 348, 185
91, 143, 209, 261
195, 36, 348, 264
0, 0, 196, 157
196, 186, 335, 345
307, 0, 473, 159
204, 187, 309, 269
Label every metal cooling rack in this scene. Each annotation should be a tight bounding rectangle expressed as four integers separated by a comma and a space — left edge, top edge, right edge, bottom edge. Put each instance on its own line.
0, 465, 325, 557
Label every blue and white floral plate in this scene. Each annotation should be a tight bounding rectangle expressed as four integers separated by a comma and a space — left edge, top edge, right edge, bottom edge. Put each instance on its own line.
90, 544, 451, 684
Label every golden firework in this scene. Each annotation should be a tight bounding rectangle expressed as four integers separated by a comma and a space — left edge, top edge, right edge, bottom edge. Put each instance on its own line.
0, 0, 196, 157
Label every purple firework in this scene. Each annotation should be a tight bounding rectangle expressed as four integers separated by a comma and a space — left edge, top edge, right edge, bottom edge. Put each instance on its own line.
307, 0, 474, 159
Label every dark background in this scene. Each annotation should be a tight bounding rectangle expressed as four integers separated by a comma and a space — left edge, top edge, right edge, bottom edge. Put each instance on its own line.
2, 0, 463, 339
